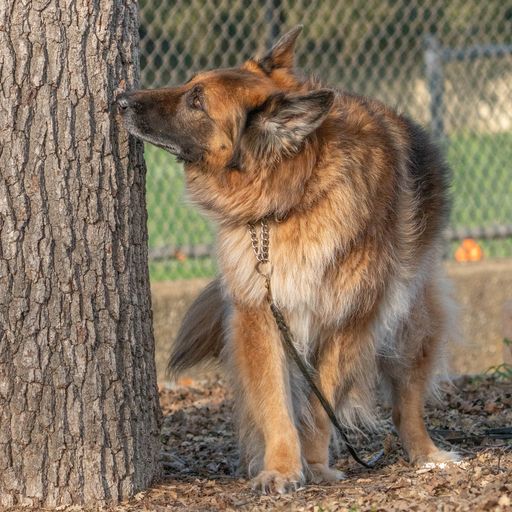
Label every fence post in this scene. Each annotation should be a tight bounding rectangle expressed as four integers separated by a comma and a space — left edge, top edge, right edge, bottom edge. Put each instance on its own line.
424, 35, 445, 142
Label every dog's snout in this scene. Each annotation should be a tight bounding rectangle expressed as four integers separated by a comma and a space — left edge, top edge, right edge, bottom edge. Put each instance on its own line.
117, 93, 132, 110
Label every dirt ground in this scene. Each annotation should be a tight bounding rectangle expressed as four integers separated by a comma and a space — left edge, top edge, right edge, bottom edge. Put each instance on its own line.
112, 373, 511, 512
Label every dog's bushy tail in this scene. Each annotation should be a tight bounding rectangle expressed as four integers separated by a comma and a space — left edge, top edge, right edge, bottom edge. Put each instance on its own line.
168, 278, 226, 376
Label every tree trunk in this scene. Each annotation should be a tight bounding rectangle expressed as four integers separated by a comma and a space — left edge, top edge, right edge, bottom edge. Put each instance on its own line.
0, 0, 162, 507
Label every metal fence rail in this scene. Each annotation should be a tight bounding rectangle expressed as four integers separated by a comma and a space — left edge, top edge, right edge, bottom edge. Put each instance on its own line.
138, 0, 512, 280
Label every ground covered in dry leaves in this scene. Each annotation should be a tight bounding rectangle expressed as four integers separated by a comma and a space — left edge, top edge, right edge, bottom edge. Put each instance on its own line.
117, 375, 511, 512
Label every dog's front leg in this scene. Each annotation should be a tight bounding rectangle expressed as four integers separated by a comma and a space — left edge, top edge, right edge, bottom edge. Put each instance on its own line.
230, 305, 303, 494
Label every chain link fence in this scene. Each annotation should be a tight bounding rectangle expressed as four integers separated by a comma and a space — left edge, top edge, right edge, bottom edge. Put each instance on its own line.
138, 0, 512, 281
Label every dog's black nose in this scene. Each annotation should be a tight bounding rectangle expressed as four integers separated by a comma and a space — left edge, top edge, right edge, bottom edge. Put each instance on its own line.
116, 93, 132, 110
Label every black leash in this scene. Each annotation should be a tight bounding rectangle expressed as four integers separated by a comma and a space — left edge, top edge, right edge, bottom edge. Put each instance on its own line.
269, 300, 384, 469
248, 218, 384, 469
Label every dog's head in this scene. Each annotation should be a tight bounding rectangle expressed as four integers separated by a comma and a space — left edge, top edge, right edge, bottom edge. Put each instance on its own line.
118, 26, 335, 171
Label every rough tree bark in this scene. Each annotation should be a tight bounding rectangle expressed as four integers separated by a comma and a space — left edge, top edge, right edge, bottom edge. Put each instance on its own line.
0, 0, 162, 507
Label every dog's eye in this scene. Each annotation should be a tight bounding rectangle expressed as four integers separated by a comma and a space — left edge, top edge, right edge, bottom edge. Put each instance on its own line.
188, 85, 204, 111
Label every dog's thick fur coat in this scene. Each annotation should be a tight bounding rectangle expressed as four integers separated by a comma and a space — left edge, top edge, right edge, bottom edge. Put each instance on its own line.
119, 26, 458, 493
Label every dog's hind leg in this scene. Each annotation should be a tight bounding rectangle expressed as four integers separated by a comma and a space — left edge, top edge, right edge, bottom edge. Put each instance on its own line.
382, 281, 459, 465
228, 305, 303, 494
390, 376, 459, 465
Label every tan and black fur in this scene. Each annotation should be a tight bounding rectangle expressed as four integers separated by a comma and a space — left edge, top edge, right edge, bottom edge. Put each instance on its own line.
119, 26, 458, 494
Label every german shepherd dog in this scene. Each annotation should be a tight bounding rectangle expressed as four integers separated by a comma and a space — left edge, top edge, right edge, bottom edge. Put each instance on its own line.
118, 26, 458, 493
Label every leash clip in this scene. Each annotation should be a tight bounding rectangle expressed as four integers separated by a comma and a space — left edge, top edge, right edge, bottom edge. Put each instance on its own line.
255, 260, 272, 279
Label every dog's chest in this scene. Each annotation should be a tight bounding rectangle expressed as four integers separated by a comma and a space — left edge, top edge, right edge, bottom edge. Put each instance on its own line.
218, 222, 326, 352
217, 221, 337, 311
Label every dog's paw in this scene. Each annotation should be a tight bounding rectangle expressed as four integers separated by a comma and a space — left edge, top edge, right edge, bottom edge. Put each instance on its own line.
412, 449, 461, 466
308, 463, 346, 484
251, 470, 303, 494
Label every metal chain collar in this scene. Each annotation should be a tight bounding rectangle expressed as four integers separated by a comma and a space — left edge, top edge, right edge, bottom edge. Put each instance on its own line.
248, 218, 269, 263
248, 218, 273, 291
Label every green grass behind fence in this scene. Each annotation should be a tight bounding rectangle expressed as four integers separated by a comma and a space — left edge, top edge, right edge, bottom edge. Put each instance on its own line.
145, 131, 512, 281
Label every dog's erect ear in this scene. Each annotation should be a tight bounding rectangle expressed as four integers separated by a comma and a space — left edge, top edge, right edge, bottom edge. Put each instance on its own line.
258, 25, 303, 74
245, 89, 335, 159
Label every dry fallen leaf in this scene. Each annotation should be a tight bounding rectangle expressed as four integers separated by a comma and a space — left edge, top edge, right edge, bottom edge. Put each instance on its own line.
498, 494, 511, 507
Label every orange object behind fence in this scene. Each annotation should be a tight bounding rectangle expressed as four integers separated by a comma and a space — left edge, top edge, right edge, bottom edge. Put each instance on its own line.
454, 238, 484, 262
